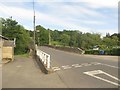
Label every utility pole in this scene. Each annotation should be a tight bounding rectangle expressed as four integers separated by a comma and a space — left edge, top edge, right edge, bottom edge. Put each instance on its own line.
48, 29, 51, 45
33, 0, 36, 48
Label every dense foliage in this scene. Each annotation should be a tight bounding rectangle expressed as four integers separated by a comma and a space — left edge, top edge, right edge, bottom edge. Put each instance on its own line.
34, 25, 120, 55
1, 17, 31, 54
1, 17, 120, 55
34, 25, 120, 49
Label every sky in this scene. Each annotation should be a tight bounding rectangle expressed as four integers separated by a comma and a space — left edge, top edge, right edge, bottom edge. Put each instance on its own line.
0, 0, 119, 36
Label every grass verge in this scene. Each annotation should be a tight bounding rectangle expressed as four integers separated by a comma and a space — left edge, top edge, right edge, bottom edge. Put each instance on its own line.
15, 53, 30, 58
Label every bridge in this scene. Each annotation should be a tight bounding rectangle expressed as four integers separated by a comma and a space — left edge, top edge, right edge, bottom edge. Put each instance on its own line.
36, 46, 119, 88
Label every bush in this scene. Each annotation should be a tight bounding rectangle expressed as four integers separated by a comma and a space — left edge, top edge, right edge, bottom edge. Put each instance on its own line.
85, 48, 120, 56
85, 50, 100, 55
111, 48, 120, 56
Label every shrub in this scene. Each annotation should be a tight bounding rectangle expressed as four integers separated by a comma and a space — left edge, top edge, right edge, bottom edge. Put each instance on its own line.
85, 50, 100, 55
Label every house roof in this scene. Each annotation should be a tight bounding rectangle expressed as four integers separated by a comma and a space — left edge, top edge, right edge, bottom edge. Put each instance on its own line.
3, 41, 15, 47
0, 35, 9, 40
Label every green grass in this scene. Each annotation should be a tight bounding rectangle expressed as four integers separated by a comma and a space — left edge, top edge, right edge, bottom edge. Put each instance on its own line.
15, 53, 30, 58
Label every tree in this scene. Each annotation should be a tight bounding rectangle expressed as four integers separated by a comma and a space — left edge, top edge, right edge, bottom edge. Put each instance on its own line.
2, 18, 31, 54
60, 34, 70, 46
36, 25, 49, 45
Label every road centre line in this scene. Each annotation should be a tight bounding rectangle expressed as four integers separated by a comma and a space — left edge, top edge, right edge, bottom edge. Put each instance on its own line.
52, 67, 61, 71
61, 65, 72, 69
52, 62, 119, 71
72, 64, 82, 68
52, 62, 101, 71
81, 63, 92, 66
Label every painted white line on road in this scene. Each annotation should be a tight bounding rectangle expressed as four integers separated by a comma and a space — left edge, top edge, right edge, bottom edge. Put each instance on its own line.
101, 63, 119, 69
91, 62, 102, 65
84, 70, 120, 86
81, 63, 91, 66
72, 64, 82, 68
62, 65, 72, 69
52, 67, 61, 71
52, 62, 119, 72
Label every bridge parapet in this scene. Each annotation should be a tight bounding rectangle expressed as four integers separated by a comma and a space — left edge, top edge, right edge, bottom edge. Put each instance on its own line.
36, 49, 50, 69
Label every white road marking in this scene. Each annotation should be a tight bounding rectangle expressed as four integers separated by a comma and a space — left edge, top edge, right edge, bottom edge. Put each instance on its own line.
81, 63, 91, 66
101, 63, 119, 69
72, 64, 82, 68
62, 65, 72, 69
52, 62, 119, 72
52, 67, 61, 71
91, 62, 102, 65
84, 70, 120, 86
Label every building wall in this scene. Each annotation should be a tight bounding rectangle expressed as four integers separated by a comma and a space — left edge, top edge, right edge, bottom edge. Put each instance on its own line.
0, 38, 2, 64
2, 47, 14, 61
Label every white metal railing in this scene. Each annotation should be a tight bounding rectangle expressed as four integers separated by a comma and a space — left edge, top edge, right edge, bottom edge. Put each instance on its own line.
36, 49, 50, 69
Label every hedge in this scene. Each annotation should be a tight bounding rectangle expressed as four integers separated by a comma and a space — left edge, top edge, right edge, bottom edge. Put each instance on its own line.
85, 48, 120, 56
85, 50, 100, 55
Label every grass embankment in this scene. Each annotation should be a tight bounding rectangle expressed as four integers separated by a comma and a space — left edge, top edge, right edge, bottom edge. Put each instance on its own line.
15, 53, 30, 58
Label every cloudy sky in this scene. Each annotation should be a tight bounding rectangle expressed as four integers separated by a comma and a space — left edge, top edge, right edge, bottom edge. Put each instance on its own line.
0, 0, 119, 36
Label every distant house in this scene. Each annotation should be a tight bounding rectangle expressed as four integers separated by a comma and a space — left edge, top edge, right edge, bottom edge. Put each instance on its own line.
93, 45, 99, 50
0, 35, 15, 63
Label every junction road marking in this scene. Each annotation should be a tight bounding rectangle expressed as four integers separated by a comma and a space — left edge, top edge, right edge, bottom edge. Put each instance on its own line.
52, 67, 61, 71
101, 63, 119, 69
52, 62, 119, 72
84, 70, 120, 86
81, 63, 91, 66
72, 64, 82, 68
62, 65, 72, 69
90, 62, 102, 65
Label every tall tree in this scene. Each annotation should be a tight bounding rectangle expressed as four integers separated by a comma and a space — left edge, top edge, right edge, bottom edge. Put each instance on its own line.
2, 18, 31, 54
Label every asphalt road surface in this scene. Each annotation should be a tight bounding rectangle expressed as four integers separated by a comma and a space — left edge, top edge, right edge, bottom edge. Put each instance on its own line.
39, 46, 119, 88
2, 46, 119, 88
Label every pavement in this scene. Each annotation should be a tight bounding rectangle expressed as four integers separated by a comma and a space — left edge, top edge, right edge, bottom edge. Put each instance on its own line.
2, 56, 66, 88
2, 46, 119, 88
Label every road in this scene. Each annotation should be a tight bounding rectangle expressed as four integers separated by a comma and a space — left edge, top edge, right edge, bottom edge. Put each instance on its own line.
39, 46, 119, 88
2, 46, 119, 88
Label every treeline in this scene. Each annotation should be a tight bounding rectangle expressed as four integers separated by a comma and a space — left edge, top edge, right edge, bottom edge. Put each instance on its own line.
33, 25, 120, 50
1, 18, 32, 54
1, 17, 120, 55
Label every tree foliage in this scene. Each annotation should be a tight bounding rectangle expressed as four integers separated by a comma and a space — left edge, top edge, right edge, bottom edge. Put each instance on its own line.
1, 17, 119, 55
1, 18, 31, 54
34, 25, 120, 50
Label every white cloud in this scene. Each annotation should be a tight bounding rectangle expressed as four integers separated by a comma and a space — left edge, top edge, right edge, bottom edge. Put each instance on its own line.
82, 20, 106, 25
36, 0, 119, 8
1, 0, 119, 8
0, 3, 90, 32
91, 29, 118, 36
0, 1, 117, 36
79, 0, 119, 8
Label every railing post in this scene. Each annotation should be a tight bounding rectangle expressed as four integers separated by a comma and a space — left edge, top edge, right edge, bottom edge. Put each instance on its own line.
44, 54, 46, 65
36, 49, 51, 69
47, 55, 50, 68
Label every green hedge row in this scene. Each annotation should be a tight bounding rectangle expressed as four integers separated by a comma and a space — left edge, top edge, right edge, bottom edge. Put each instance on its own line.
85, 50, 100, 55
85, 48, 120, 56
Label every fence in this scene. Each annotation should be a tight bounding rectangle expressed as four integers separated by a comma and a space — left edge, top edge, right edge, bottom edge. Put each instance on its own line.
36, 49, 51, 69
